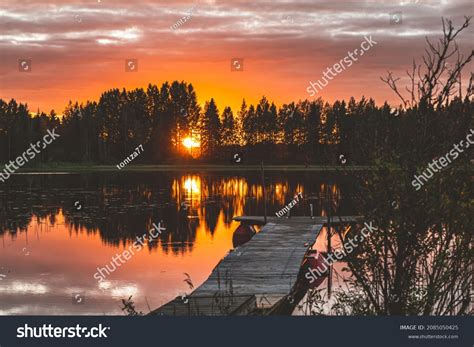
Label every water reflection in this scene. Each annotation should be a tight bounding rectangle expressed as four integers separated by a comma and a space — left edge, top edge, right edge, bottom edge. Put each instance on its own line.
0, 172, 352, 252
0, 172, 354, 315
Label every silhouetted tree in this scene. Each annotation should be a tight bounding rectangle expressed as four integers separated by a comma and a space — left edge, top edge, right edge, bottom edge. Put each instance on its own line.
221, 106, 237, 146
200, 99, 221, 157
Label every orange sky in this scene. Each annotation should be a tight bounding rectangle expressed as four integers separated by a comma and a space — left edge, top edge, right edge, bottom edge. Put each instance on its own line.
0, 0, 472, 114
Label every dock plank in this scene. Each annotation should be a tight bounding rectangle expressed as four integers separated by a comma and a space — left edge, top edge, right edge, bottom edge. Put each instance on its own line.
233, 215, 361, 225
151, 217, 327, 315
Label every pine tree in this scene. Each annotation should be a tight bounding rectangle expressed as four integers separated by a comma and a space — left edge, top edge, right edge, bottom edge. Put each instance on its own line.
200, 99, 221, 157
220, 106, 236, 146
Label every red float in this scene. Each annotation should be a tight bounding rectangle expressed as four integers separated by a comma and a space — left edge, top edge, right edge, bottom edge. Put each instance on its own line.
299, 249, 329, 289
232, 224, 256, 248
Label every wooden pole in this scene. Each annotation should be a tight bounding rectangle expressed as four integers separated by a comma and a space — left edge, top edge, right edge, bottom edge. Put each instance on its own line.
261, 161, 267, 223
326, 185, 332, 298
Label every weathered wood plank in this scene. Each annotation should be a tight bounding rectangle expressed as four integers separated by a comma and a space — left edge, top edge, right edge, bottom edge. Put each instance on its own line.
151, 217, 327, 315
154, 295, 256, 316
233, 215, 361, 225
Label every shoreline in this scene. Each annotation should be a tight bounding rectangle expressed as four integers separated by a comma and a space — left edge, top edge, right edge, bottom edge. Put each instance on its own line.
7, 164, 375, 173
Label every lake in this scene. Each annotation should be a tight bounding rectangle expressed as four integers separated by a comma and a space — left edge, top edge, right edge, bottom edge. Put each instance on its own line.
0, 171, 356, 315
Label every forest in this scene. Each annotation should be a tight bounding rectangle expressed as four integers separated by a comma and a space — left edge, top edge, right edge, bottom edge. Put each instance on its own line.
0, 82, 472, 166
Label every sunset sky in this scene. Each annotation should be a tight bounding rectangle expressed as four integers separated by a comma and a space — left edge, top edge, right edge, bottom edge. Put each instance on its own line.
0, 0, 472, 115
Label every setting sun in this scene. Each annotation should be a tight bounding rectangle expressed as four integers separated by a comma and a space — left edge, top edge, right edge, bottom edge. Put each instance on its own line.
183, 137, 200, 149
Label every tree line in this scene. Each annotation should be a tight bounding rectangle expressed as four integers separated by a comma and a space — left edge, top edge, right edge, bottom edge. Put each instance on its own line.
2, 79, 470, 166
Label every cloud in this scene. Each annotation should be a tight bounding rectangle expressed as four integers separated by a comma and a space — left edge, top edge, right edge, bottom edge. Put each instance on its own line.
0, 0, 472, 112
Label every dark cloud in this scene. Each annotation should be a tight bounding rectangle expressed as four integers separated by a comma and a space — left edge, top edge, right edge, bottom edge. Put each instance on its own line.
0, 0, 472, 112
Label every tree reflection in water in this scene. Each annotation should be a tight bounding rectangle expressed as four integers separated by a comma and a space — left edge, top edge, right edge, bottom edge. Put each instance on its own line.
0, 172, 353, 255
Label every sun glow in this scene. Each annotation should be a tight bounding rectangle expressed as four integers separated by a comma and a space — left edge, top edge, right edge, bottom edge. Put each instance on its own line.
184, 177, 200, 194
183, 137, 200, 149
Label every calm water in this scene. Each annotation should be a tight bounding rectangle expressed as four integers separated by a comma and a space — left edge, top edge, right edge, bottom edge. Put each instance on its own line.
0, 171, 356, 315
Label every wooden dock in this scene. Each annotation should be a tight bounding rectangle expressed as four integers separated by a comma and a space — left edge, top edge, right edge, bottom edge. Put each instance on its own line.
150, 216, 358, 316
233, 215, 361, 225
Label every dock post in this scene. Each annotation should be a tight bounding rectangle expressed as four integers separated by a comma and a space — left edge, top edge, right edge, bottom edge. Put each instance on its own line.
310, 203, 314, 219
261, 161, 267, 223
326, 185, 332, 298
